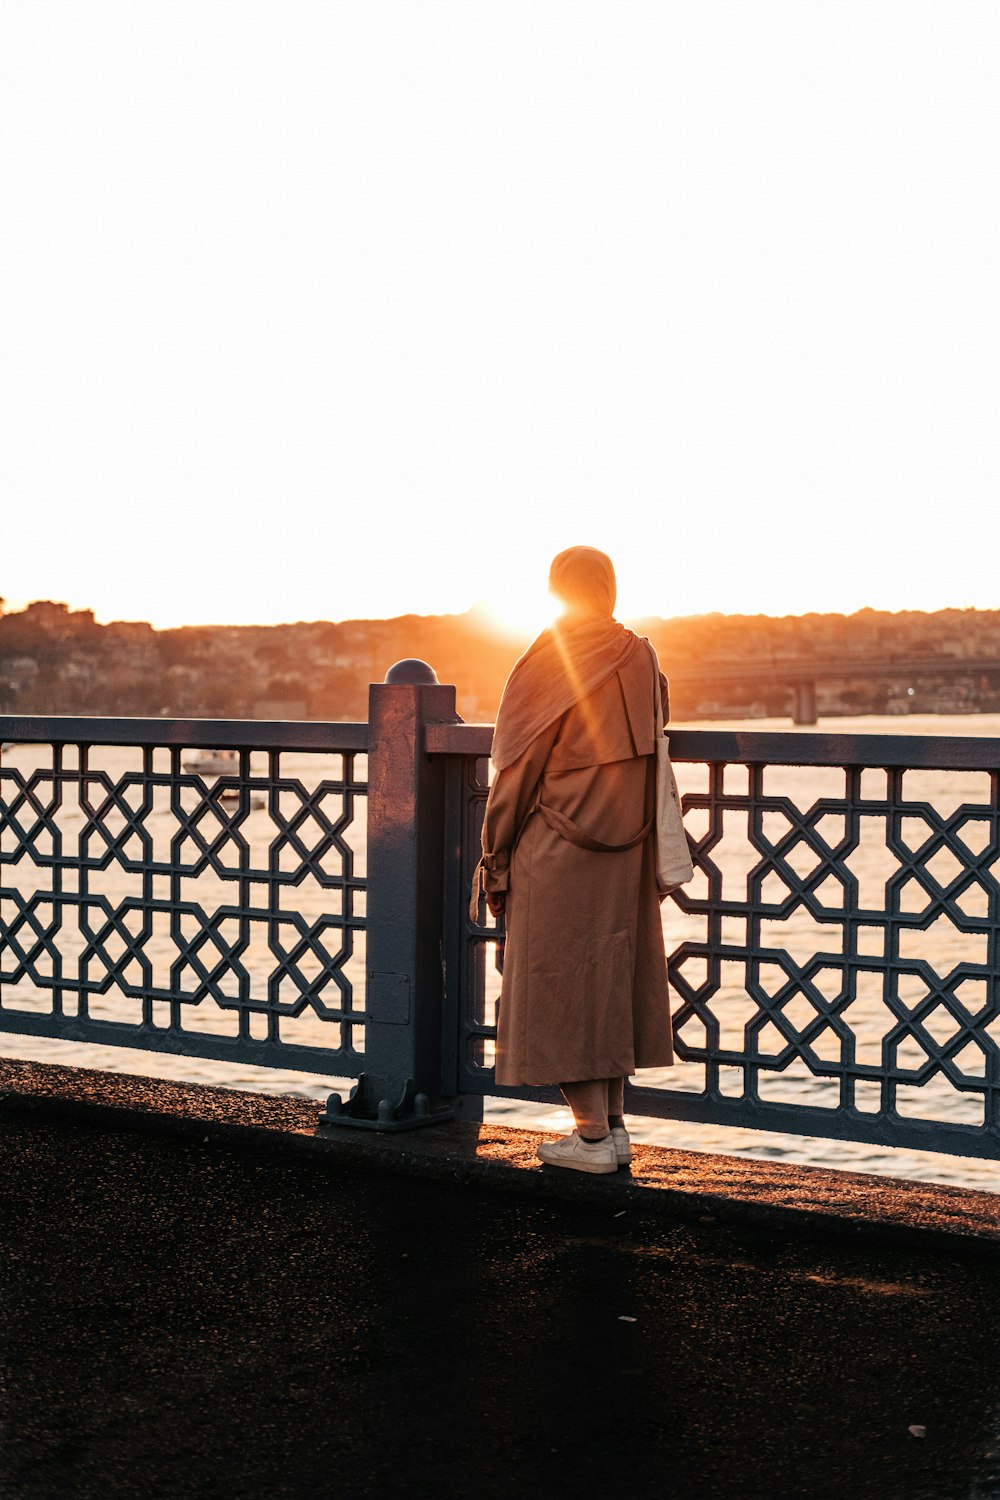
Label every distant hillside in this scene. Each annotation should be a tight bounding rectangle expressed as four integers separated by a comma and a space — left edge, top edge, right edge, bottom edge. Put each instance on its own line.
1, 597, 999, 721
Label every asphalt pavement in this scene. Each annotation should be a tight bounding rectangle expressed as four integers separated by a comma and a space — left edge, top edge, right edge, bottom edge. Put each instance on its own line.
3, 1095, 1000, 1500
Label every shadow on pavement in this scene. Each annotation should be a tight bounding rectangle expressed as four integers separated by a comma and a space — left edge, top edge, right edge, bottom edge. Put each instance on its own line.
3, 1110, 1000, 1500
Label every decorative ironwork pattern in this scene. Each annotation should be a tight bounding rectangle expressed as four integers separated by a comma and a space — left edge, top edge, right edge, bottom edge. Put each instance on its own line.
0, 723, 367, 1075
6, 708, 1000, 1160
455, 727, 1000, 1160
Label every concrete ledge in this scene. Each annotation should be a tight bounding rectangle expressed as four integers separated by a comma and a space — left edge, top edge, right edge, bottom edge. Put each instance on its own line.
2, 1055, 998, 1257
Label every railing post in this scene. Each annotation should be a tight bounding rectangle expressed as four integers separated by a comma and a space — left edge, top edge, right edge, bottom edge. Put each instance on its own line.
322, 659, 458, 1131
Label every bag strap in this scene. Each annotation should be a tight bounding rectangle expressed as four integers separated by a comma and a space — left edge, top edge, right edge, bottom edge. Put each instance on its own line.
647, 638, 665, 738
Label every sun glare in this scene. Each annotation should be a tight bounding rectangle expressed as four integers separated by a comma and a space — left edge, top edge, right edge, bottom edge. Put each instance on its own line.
481, 588, 559, 643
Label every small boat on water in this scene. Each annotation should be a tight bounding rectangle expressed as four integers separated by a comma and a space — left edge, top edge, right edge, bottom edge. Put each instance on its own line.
217, 786, 266, 810
182, 750, 265, 809
183, 749, 239, 775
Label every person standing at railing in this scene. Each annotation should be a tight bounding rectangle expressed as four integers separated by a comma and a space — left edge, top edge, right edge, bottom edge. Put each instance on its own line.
470, 546, 673, 1174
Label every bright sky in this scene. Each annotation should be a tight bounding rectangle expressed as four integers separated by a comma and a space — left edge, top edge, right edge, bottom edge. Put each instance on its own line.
2, 3, 998, 632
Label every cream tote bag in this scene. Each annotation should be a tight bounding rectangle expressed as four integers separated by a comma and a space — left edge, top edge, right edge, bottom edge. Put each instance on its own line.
650, 644, 694, 895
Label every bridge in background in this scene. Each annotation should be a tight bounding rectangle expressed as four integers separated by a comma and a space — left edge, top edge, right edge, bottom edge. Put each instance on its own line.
667, 654, 1000, 722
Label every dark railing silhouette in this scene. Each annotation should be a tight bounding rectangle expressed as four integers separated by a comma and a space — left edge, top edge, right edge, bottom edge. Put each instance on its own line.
3, 663, 1000, 1157
0, 716, 368, 1077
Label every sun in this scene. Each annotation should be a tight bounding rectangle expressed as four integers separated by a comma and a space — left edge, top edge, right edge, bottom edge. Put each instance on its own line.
478, 586, 560, 643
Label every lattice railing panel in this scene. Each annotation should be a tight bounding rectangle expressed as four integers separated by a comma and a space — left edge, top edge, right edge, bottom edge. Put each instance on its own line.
457, 738, 1000, 1159
0, 737, 367, 1074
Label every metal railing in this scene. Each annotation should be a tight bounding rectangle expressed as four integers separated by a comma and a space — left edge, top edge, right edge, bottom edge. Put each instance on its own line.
0, 716, 368, 1077
440, 718, 1000, 1159
3, 670, 1000, 1157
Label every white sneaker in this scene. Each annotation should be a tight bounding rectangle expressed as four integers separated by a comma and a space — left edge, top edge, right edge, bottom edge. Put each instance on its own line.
537, 1130, 619, 1175
610, 1126, 631, 1166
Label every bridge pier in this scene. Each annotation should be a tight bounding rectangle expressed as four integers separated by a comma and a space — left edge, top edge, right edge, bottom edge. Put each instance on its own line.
791, 677, 818, 725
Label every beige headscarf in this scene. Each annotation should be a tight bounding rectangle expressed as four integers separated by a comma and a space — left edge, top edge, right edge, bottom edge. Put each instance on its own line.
548, 545, 618, 618
490, 547, 640, 770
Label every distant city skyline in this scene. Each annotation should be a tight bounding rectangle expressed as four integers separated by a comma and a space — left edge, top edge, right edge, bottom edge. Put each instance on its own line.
6, 592, 1000, 725
3, 3, 998, 632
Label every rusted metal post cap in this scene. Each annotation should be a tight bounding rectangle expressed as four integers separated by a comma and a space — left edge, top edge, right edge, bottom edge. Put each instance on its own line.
384, 659, 439, 685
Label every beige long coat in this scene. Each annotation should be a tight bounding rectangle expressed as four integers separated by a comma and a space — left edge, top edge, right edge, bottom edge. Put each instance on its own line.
477, 642, 673, 1086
